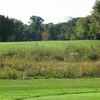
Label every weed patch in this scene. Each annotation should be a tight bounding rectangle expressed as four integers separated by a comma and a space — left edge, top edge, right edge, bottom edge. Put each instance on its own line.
0, 45, 100, 79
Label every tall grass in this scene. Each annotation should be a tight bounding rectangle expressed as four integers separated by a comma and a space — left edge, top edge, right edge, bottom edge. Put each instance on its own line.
0, 45, 100, 79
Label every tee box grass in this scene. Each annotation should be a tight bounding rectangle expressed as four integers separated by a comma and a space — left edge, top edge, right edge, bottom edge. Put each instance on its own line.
0, 78, 100, 100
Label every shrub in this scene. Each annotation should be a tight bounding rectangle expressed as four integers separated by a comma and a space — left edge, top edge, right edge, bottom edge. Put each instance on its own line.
88, 53, 99, 61
7, 69, 20, 79
53, 55, 64, 61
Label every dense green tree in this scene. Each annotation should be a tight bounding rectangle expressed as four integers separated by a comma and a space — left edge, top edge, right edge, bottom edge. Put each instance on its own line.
23, 24, 30, 41
0, 15, 14, 42
54, 18, 77, 40
12, 19, 24, 41
92, 0, 100, 39
88, 16, 97, 39
28, 23, 36, 40
30, 16, 44, 25
29, 16, 44, 40
45, 25, 57, 40
76, 18, 85, 39
76, 17, 91, 39
65, 18, 77, 40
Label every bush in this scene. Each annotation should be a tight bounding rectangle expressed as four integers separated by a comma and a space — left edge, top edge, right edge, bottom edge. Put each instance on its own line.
7, 69, 20, 79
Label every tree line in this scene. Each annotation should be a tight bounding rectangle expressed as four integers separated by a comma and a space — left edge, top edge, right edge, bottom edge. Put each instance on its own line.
0, 0, 100, 42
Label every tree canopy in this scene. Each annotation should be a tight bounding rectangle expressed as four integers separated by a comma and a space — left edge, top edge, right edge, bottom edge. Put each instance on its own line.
0, 0, 100, 42
0, 15, 14, 42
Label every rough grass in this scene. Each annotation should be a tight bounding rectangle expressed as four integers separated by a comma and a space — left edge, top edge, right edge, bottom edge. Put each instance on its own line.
0, 78, 100, 100
0, 40, 100, 79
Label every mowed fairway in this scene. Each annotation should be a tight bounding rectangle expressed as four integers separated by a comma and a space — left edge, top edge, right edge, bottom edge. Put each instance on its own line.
0, 78, 100, 100
0, 40, 100, 51
26, 93, 100, 100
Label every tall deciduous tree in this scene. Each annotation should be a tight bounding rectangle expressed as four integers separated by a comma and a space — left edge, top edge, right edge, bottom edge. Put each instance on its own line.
29, 16, 44, 40
92, 0, 100, 39
0, 15, 14, 42
45, 25, 57, 40
12, 19, 24, 41
76, 17, 91, 39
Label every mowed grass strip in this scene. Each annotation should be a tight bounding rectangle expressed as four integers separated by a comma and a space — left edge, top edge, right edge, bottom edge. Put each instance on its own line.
0, 78, 100, 100
25, 93, 100, 100
0, 40, 100, 51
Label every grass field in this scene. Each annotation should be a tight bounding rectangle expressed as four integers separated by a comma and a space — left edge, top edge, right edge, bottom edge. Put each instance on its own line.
0, 40, 100, 100
0, 78, 100, 100
30, 93, 100, 100
0, 40, 100, 51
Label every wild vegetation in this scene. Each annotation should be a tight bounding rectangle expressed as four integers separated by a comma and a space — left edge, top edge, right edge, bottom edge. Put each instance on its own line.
0, 41, 100, 79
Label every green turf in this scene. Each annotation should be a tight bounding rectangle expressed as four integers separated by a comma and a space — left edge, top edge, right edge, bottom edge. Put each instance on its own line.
0, 40, 100, 51
0, 78, 100, 100
25, 93, 100, 100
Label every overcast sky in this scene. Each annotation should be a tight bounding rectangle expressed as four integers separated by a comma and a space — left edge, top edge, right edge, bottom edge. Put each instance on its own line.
0, 0, 96, 24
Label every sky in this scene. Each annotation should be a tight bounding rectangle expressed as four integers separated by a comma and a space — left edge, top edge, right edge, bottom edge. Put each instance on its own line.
0, 0, 96, 24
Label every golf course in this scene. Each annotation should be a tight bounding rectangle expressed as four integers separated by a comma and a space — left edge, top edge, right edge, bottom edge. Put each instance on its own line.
0, 40, 100, 100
